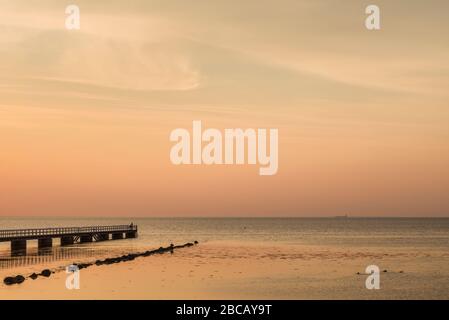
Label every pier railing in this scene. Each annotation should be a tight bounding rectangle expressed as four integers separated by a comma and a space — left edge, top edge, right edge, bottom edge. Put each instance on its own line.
0, 225, 137, 241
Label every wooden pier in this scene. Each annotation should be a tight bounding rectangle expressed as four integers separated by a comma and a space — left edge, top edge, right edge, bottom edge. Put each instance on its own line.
0, 225, 138, 256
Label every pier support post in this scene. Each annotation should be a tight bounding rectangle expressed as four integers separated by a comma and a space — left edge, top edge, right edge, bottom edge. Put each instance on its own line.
125, 231, 137, 239
97, 233, 109, 241
112, 232, 124, 240
11, 240, 27, 256
80, 235, 93, 243
61, 236, 75, 246
38, 238, 52, 249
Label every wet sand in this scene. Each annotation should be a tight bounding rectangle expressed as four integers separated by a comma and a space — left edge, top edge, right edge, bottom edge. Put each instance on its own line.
1, 241, 448, 299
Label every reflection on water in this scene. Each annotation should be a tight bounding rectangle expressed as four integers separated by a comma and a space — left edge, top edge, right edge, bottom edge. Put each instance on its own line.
0, 245, 132, 270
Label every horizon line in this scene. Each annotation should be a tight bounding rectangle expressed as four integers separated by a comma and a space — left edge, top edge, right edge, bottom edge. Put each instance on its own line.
1, 215, 448, 219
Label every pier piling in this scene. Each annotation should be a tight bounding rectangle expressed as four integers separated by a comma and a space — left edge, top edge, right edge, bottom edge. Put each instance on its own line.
80, 235, 93, 243
11, 240, 27, 256
126, 231, 137, 239
60, 236, 75, 246
38, 238, 52, 249
112, 232, 124, 240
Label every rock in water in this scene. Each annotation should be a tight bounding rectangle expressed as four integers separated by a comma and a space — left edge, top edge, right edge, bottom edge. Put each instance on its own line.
3, 275, 25, 285
40, 269, 51, 277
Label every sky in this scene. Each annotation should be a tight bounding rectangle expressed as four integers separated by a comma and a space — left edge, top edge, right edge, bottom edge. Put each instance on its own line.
0, 0, 448, 217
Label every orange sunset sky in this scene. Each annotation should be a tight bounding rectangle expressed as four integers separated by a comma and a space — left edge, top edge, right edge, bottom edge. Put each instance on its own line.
1, 0, 448, 217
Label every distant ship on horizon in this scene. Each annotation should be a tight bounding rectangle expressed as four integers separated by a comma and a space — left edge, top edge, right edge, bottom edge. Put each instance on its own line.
334, 214, 349, 219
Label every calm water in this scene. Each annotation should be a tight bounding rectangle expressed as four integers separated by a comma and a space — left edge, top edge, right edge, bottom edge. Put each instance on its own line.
1, 217, 448, 271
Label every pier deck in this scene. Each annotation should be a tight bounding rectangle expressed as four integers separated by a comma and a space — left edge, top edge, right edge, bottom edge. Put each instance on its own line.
0, 225, 138, 255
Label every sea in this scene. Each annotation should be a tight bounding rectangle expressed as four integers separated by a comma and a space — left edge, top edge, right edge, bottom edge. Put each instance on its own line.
0, 217, 448, 273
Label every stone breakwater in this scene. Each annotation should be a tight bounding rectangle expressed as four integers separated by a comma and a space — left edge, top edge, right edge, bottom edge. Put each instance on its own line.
3, 241, 199, 286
